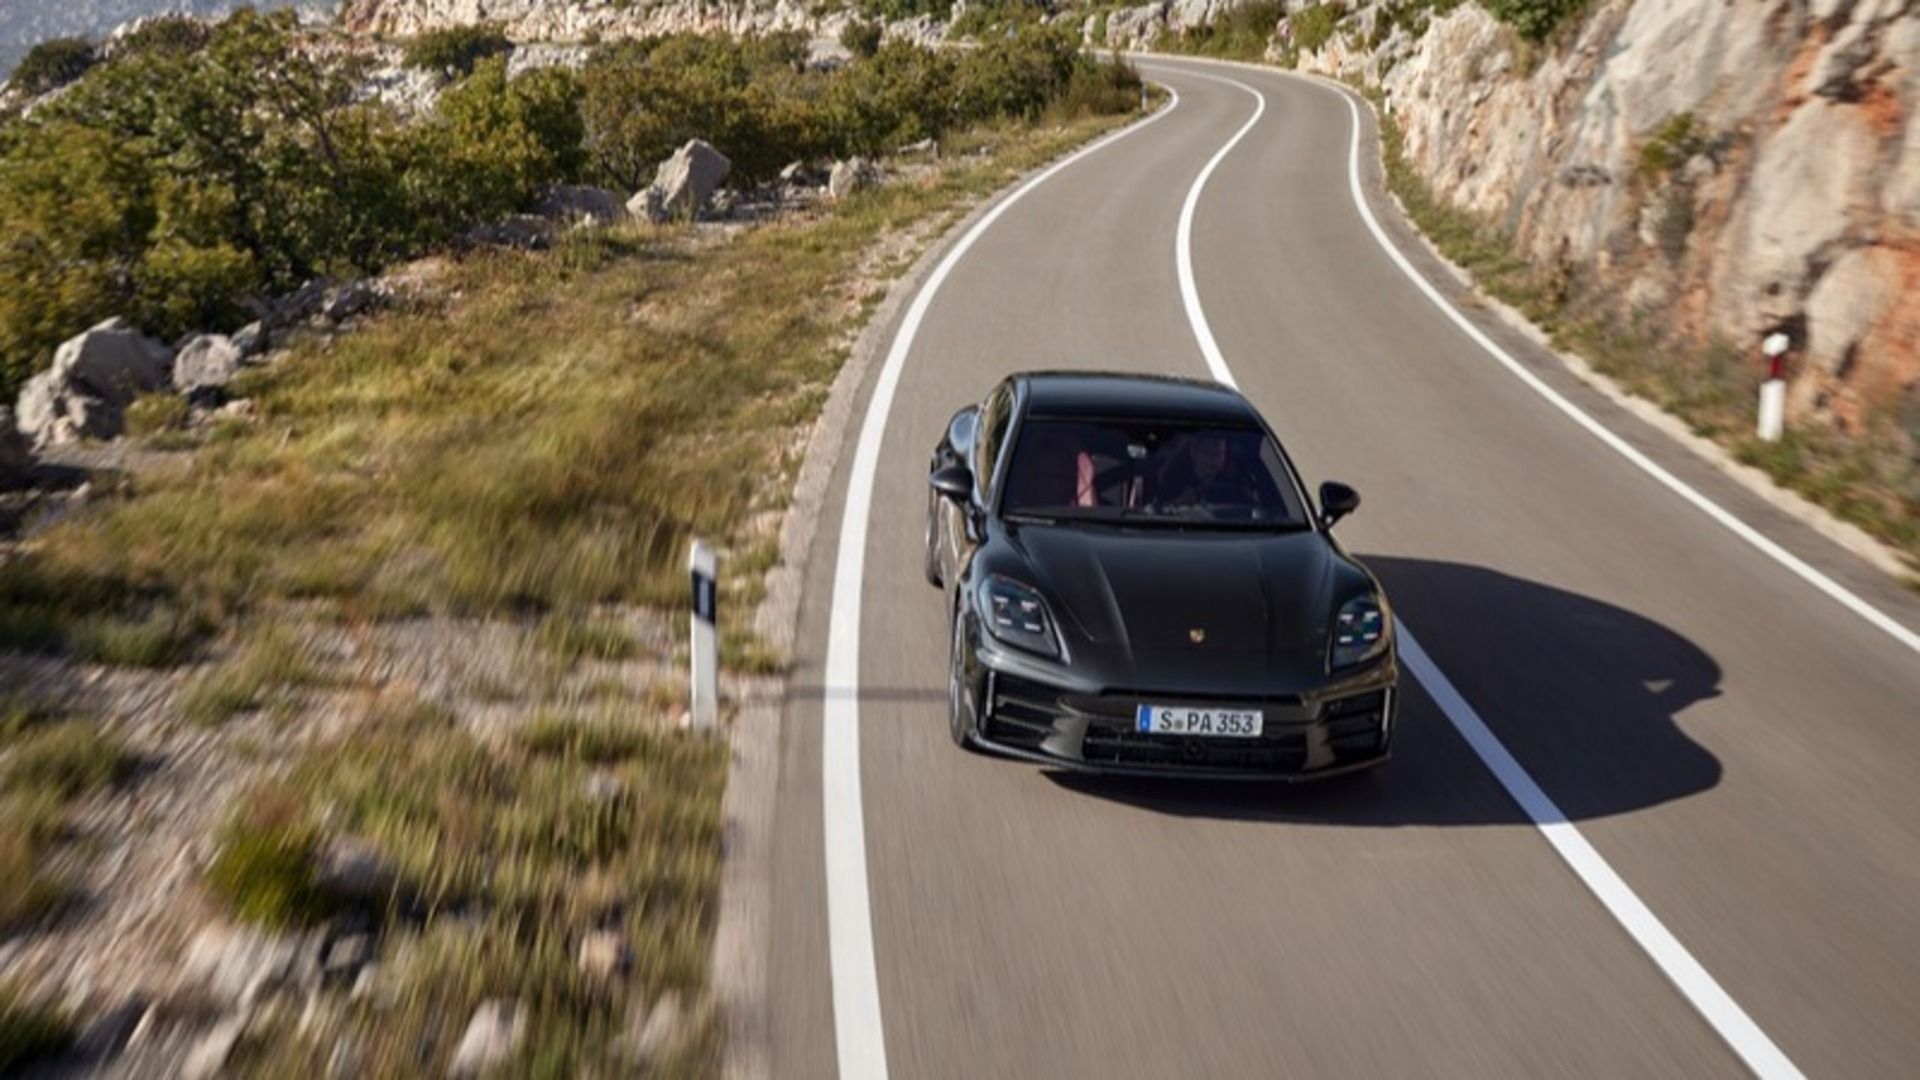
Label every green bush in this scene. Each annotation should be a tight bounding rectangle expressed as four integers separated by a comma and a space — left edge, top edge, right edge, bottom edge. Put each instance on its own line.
1483, 0, 1587, 42
1637, 112, 1702, 182
111, 15, 212, 60
582, 33, 823, 187
826, 41, 957, 155
11, 38, 96, 97
403, 23, 514, 76
953, 23, 1080, 122
205, 791, 338, 928
840, 19, 885, 59
1291, 3, 1342, 53
1174, 0, 1284, 60
3, 722, 137, 801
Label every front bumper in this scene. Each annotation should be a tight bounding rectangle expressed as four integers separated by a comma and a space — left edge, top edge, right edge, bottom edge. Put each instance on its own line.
971, 665, 1397, 781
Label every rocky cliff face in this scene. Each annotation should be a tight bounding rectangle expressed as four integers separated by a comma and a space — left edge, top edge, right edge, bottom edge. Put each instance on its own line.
336, 0, 949, 45
1093, 0, 1917, 433
1309, 0, 1918, 432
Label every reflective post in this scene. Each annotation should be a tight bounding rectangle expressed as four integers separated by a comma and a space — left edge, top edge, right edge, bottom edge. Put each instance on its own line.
689, 539, 718, 730
1758, 332, 1789, 443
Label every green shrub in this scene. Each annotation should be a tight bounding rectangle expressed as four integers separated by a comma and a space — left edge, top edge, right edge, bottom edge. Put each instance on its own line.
0, 121, 156, 399
1483, 0, 1587, 42
11, 38, 96, 97
1174, 0, 1284, 60
3, 722, 137, 801
0, 981, 73, 1073
840, 19, 885, 59
1636, 112, 1702, 182
1291, 3, 1342, 53
205, 791, 337, 927
403, 23, 514, 76
582, 33, 822, 187
824, 41, 956, 155
953, 23, 1080, 122
112, 15, 212, 60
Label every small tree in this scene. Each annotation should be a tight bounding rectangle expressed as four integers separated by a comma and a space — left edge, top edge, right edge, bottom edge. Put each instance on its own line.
841, 19, 885, 59
11, 38, 96, 97
403, 23, 514, 77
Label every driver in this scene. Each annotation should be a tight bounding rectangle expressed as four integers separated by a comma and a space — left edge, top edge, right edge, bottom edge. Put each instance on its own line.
1156, 432, 1260, 508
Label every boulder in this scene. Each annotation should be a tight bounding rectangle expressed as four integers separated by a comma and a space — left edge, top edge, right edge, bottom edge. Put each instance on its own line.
634, 139, 732, 223
536, 184, 626, 227
828, 157, 877, 201
323, 280, 382, 323
231, 321, 268, 359
449, 999, 524, 1077
0, 408, 31, 490
13, 317, 172, 447
270, 279, 332, 328
173, 334, 244, 393
180, 924, 301, 1008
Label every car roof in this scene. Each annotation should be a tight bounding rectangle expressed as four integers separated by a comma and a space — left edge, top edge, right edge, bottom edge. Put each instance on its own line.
1016, 371, 1261, 424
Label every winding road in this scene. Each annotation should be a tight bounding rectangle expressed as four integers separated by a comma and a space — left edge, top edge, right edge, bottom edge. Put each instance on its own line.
763, 57, 1920, 1079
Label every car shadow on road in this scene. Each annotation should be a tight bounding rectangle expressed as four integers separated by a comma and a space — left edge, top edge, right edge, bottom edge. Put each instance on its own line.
1047, 556, 1725, 826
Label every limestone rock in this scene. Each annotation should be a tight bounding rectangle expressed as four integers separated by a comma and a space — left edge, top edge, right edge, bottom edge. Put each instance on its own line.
13, 317, 172, 447
449, 999, 525, 1077
636, 139, 732, 222
828, 157, 877, 201
173, 335, 244, 393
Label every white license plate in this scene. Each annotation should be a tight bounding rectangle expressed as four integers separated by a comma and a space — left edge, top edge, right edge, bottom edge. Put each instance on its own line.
1135, 705, 1263, 738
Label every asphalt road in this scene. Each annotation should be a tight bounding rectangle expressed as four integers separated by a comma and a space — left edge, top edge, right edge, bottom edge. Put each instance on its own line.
766, 57, 1920, 1079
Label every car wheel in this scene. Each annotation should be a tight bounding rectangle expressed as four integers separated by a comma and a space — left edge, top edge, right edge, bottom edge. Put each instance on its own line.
923, 490, 944, 588
948, 604, 976, 748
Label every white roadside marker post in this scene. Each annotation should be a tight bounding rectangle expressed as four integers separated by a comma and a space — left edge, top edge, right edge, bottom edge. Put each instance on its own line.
1758, 332, 1789, 443
689, 539, 718, 730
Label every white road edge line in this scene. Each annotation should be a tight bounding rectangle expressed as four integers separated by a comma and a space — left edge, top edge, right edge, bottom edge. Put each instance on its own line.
1153, 53, 1920, 659
821, 94, 1181, 1080
1168, 68, 1805, 1080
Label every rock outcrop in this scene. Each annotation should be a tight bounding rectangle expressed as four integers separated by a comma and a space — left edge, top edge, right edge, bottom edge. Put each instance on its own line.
15, 317, 172, 446
1266, 0, 1920, 433
341, 0, 846, 42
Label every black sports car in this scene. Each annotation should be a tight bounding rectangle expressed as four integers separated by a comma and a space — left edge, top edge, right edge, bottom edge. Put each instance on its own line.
925, 371, 1397, 779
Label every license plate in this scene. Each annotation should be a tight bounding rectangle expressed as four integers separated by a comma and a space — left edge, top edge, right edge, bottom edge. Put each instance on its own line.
1135, 705, 1263, 738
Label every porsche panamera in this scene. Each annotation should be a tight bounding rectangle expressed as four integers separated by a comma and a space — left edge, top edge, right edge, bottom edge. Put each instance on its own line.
925, 372, 1398, 778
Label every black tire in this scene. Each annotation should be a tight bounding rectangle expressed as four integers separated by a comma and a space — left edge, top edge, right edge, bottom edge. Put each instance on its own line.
923, 491, 944, 588
948, 604, 976, 748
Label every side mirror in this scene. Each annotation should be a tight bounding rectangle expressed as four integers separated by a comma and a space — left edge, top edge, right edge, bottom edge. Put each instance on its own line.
1319, 481, 1360, 528
946, 406, 979, 459
930, 463, 974, 502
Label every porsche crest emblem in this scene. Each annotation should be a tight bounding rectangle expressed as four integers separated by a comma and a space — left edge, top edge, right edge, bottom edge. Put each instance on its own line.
1188, 627, 1206, 644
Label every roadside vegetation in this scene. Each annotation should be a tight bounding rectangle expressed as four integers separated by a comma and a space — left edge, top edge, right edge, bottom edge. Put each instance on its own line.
0, 11, 1135, 402
1371, 96, 1920, 565
0, 12, 1148, 1070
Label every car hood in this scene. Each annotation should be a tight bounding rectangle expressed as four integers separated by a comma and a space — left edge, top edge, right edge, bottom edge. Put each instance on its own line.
1008, 523, 1340, 693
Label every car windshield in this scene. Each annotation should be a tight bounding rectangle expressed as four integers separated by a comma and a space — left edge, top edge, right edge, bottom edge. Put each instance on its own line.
1000, 417, 1309, 528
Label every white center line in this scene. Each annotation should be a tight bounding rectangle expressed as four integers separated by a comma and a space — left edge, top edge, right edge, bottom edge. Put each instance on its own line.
820, 95, 1181, 1080
1163, 66, 1804, 1080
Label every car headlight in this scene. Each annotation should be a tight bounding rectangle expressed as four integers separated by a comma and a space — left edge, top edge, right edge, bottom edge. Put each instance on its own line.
976, 575, 1061, 658
1330, 594, 1388, 670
